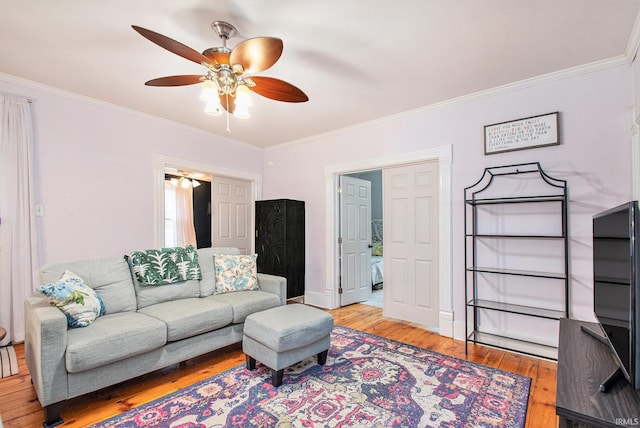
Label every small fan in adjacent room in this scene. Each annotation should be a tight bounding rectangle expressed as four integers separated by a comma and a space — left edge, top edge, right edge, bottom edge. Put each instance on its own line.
132, 20, 308, 128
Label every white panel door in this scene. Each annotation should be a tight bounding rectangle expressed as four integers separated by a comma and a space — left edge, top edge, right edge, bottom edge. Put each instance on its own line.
340, 176, 372, 306
211, 176, 251, 254
383, 161, 439, 327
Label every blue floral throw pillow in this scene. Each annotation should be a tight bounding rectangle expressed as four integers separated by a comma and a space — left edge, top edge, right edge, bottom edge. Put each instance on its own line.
37, 270, 106, 328
214, 254, 259, 294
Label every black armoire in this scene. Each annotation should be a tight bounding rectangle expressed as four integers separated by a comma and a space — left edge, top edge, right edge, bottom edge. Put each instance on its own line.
255, 199, 305, 300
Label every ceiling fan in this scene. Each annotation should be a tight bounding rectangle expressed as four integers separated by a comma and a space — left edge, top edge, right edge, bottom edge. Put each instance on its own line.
132, 21, 308, 123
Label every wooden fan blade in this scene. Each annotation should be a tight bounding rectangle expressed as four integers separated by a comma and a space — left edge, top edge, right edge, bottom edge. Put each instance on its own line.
220, 93, 236, 113
249, 76, 309, 102
230, 37, 283, 73
145, 75, 204, 86
132, 25, 210, 65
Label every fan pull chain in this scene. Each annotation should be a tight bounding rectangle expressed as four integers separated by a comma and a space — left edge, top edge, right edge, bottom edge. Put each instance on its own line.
225, 93, 231, 132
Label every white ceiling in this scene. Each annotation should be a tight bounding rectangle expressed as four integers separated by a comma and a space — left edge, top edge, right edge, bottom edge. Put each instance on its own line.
1, 1, 639, 149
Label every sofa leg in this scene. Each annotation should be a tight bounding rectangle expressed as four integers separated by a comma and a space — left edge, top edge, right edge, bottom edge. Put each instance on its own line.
317, 349, 328, 365
271, 369, 284, 387
246, 355, 256, 371
43, 403, 64, 428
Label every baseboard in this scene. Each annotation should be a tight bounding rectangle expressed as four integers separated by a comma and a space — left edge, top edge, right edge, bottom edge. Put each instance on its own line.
303, 290, 334, 309
439, 310, 454, 338
453, 319, 467, 342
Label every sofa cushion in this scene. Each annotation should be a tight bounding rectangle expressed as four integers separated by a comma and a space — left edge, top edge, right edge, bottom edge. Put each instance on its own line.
37, 270, 106, 328
127, 245, 202, 286
206, 290, 281, 324
40, 257, 137, 314
197, 247, 241, 297
138, 298, 233, 342
65, 312, 167, 373
214, 254, 259, 294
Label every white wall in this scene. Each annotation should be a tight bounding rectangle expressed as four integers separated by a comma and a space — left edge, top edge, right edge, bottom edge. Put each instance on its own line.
2, 62, 635, 338
0, 78, 265, 265
263, 64, 634, 335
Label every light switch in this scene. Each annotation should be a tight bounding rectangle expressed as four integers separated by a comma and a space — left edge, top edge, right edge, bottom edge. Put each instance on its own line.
35, 204, 44, 217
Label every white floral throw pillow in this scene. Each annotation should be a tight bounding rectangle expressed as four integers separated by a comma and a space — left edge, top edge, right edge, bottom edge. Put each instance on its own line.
214, 254, 259, 294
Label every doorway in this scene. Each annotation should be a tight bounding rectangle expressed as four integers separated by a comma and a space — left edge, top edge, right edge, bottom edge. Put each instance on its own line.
340, 170, 383, 309
164, 171, 252, 252
164, 169, 212, 249
339, 174, 374, 307
325, 145, 454, 336
338, 161, 440, 330
152, 154, 262, 252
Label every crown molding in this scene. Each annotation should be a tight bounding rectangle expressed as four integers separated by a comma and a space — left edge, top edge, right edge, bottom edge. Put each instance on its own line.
0, 72, 264, 153
269, 53, 633, 152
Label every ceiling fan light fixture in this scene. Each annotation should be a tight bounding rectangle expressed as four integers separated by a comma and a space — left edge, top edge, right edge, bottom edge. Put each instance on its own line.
200, 79, 218, 101
204, 98, 223, 116
233, 85, 252, 119
201, 78, 223, 116
133, 20, 308, 131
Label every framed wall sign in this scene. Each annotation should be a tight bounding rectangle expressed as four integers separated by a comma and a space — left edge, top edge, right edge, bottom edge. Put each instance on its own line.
484, 112, 559, 155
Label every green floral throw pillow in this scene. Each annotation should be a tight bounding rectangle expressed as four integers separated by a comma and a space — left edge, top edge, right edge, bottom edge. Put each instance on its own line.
128, 245, 202, 286
214, 254, 259, 294
37, 270, 106, 328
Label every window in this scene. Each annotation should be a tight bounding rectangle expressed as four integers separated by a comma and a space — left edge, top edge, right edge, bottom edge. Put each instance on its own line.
164, 180, 177, 247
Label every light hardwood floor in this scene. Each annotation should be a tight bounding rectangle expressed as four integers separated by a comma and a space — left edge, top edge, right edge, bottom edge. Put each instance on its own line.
0, 304, 558, 427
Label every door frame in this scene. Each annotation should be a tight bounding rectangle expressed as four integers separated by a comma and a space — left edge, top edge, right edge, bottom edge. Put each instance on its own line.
152, 154, 262, 250
323, 145, 453, 337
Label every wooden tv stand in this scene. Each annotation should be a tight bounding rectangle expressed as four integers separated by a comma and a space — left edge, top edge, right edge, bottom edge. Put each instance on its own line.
556, 318, 640, 427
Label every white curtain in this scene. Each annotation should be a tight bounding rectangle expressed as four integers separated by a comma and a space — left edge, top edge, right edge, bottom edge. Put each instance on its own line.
175, 181, 197, 247
0, 94, 37, 345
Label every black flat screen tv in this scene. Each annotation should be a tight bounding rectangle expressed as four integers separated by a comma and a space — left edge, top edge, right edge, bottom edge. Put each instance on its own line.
593, 201, 640, 390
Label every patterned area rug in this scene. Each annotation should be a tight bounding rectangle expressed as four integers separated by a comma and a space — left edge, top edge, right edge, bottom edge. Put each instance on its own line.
0, 345, 19, 378
92, 326, 530, 427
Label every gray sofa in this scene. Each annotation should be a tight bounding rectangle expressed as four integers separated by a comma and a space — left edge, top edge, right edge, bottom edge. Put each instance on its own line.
24, 247, 286, 428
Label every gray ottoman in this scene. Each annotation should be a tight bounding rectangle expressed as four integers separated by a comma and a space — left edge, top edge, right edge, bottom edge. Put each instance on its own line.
243, 304, 334, 387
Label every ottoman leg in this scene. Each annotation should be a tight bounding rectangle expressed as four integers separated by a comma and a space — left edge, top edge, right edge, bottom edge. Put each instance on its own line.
318, 349, 329, 365
246, 355, 256, 371
271, 369, 284, 387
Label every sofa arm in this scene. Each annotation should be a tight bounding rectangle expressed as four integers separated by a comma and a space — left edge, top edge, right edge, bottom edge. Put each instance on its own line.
257, 273, 287, 306
24, 295, 69, 407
